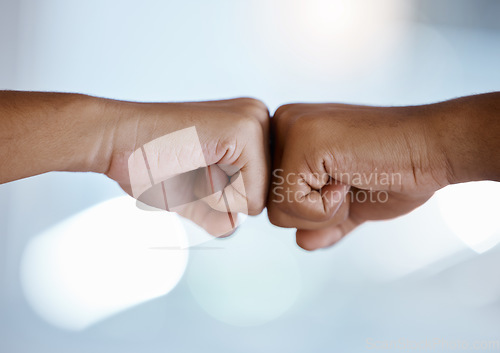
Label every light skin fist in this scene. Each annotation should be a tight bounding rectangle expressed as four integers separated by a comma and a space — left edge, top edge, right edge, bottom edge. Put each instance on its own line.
104, 98, 270, 237
0, 92, 270, 238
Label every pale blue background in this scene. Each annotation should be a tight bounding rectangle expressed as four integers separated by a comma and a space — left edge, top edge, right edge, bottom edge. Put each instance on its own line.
1, 0, 499, 352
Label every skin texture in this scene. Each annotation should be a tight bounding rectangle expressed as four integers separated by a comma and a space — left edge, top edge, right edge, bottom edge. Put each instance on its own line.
268, 93, 500, 250
0, 91, 498, 249
0, 91, 270, 236
105, 97, 270, 236
0, 91, 114, 181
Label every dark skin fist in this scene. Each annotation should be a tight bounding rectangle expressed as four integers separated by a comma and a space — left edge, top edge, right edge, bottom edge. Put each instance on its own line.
267, 103, 451, 250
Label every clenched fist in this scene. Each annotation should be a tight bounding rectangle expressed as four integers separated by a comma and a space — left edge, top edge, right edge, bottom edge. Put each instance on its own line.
105, 98, 270, 237
268, 102, 454, 250
1, 91, 498, 247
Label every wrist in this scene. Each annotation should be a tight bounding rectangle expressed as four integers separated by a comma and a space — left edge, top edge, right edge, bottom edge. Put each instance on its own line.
428, 93, 500, 184
98, 99, 178, 184
394, 104, 452, 191
70, 94, 119, 174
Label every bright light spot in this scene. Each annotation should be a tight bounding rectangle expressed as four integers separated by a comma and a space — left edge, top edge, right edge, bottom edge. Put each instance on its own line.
437, 181, 500, 253
187, 212, 301, 327
20, 196, 188, 331
263, 0, 412, 76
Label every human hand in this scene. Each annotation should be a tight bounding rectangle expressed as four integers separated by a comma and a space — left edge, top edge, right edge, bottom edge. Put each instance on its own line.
267, 103, 452, 250
1, 91, 497, 244
104, 98, 270, 237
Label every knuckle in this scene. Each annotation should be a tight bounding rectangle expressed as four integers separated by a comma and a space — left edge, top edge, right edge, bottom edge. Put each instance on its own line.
248, 198, 266, 215
267, 206, 289, 228
236, 112, 263, 134
246, 183, 268, 216
268, 216, 284, 228
236, 97, 268, 115
287, 114, 323, 140
273, 196, 298, 219
306, 206, 331, 223
235, 97, 263, 107
286, 114, 311, 137
273, 104, 298, 118
230, 98, 269, 129
247, 97, 267, 111
272, 106, 303, 136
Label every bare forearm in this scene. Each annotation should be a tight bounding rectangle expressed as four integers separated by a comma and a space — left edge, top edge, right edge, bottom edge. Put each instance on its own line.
0, 91, 115, 183
428, 92, 500, 184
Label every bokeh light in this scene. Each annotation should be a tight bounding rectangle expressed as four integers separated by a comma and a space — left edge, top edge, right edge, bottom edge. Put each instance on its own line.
20, 196, 188, 331
186, 212, 301, 327
437, 181, 500, 253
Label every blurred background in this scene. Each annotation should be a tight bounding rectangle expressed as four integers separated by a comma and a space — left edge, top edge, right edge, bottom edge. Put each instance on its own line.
1, 0, 500, 352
